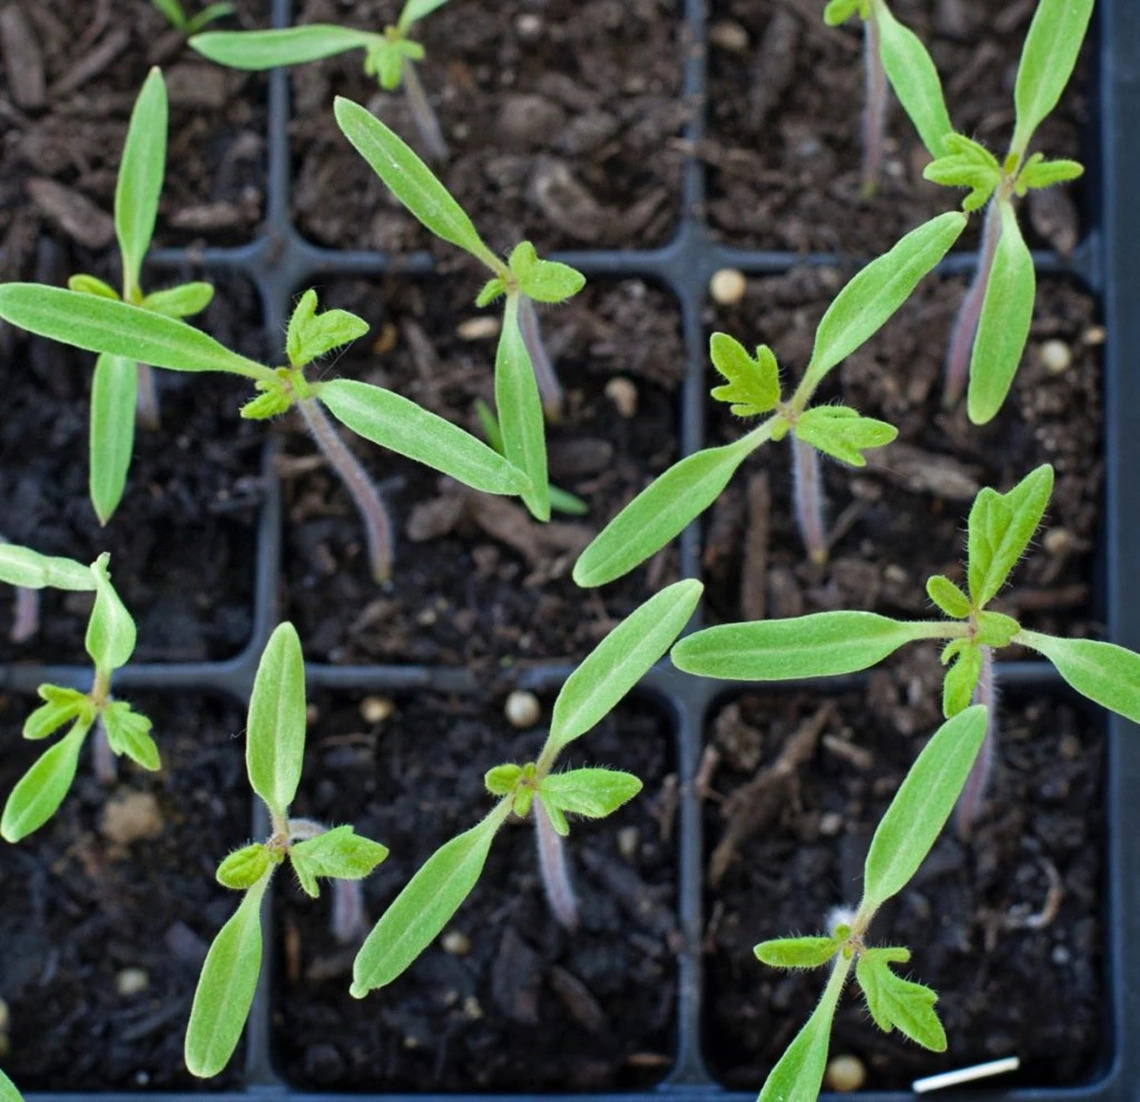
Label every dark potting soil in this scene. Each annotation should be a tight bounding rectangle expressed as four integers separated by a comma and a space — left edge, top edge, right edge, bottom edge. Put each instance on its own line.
701, 270, 1104, 647
0, 691, 251, 1090
0, 0, 269, 279
280, 276, 685, 666
0, 262, 267, 665
705, 0, 1091, 255
702, 688, 1105, 1089
272, 692, 679, 1091
288, 0, 685, 254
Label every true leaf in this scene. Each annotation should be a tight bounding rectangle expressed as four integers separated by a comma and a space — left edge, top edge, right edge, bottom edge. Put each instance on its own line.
822, 0, 861, 25
754, 936, 840, 969
0, 545, 93, 591
856, 951, 947, 1051
184, 3, 236, 34
1, 721, 89, 843
1017, 632, 1140, 724
861, 705, 987, 912
351, 802, 511, 996
671, 611, 933, 681
922, 133, 1002, 211
876, 4, 953, 159
142, 282, 215, 319
286, 290, 369, 368
974, 609, 1020, 648
399, 0, 452, 29
316, 379, 530, 496
290, 825, 389, 883
926, 575, 970, 618
85, 554, 137, 673
334, 97, 501, 271
191, 25, 378, 68
69, 273, 119, 300
538, 769, 642, 819
184, 874, 269, 1077
24, 686, 90, 741
967, 200, 1035, 424
216, 843, 271, 890
709, 333, 780, 416
941, 645, 982, 717
1017, 155, 1084, 192
546, 580, 702, 755
484, 763, 522, 795
90, 354, 138, 525
101, 702, 160, 771
152, 0, 187, 28
793, 405, 897, 466
508, 241, 585, 304
246, 622, 306, 820
116, 67, 167, 298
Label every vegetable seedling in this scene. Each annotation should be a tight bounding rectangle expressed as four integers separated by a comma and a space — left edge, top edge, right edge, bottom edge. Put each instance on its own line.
334, 98, 586, 522
0, 284, 530, 583
753, 705, 989, 1102
191, 0, 453, 161
823, 0, 954, 197
184, 622, 389, 1078
0, 1068, 23, 1102
672, 464, 1140, 826
573, 211, 966, 585
0, 545, 154, 843
151, 0, 234, 36
350, 579, 702, 997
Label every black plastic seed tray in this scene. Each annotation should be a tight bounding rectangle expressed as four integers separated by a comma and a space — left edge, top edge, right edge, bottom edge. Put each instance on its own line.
5, 0, 1138, 1097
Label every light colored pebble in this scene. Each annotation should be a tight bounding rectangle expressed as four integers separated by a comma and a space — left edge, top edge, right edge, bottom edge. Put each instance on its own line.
709, 268, 747, 305
1040, 339, 1072, 374
825, 1054, 867, 1092
515, 13, 542, 38
1059, 733, 1081, 760
116, 968, 150, 997
709, 19, 750, 51
605, 376, 638, 418
100, 791, 163, 846
462, 995, 484, 1020
360, 695, 394, 724
617, 826, 640, 859
457, 316, 501, 341
1043, 527, 1074, 557
819, 811, 843, 836
441, 929, 472, 956
505, 690, 542, 729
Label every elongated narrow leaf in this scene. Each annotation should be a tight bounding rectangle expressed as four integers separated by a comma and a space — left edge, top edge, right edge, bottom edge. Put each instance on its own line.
333, 97, 500, 270
185, 3, 236, 34
967, 201, 1035, 424
802, 212, 966, 390
494, 295, 549, 520
856, 952, 947, 1051
152, 0, 186, 27
142, 282, 214, 319
862, 705, 987, 911
0, 545, 93, 591
942, 644, 983, 716
116, 68, 167, 296
1010, 0, 1095, 156
352, 802, 511, 996
399, 0, 451, 29
1018, 632, 1140, 724
538, 769, 642, 819
0, 1067, 24, 1102
671, 611, 933, 681
755, 936, 840, 969
926, 575, 971, 619
85, 554, 136, 673
546, 580, 702, 755
246, 622, 306, 820
90, 354, 137, 525
0, 286, 268, 379
877, 5, 953, 159
184, 875, 269, 1078
316, 380, 529, 496
191, 25, 376, 68
573, 433, 762, 588
1, 722, 89, 842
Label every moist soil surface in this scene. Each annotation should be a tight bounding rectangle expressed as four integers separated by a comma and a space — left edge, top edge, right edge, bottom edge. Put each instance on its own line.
273, 692, 678, 1091
0, 691, 250, 1090
281, 276, 684, 667
288, 0, 684, 254
0, 0, 269, 278
705, 0, 1091, 255
702, 687, 1105, 1089
0, 261, 267, 664
701, 270, 1104, 650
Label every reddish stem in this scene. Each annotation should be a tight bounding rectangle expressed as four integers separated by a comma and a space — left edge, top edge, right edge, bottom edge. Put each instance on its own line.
331, 878, 370, 945
517, 296, 564, 421
944, 201, 1001, 408
10, 586, 40, 644
955, 645, 997, 839
403, 62, 448, 163
861, 14, 888, 198
93, 716, 118, 786
136, 363, 160, 430
534, 799, 579, 931
792, 436, 828, 567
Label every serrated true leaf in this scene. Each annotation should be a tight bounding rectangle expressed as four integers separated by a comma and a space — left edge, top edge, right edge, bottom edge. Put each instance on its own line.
671, 611, 933, 681
365, 39, 406, 89
926, 575, 971, 618
1017, 154, 1084, 192
90, 354, 137, 525
856, 952, 947, 1051
116, 68, 167, 298
246, 622, 306, 820
877, 4, 953, 159
286, 289, 369, 368
545, 580, 702, 755
754, 936, 840, 970
0, 545, 93, 591
101, 702, 160, 771
1, 721, 89, 842
709, 333, 780, 416
85, 554, 136, 673
142, 282, 215, 319
1017, 632, 1140, 724
861, 705, 987, 912
793, 405, 897, 466
974, 609, 1020, 648
216, 843, 272, 890
538, 769, 642, 819
922, 135, 1002, 211
290, 825, 389, 883
24, 686, 90, 740
942, 645, 982, 717
508, 241, 585, 303
191, 25, 377, 68
240, 390, 293, 420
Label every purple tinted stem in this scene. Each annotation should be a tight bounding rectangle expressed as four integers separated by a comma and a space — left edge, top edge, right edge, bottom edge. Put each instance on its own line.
861, 15, 888, 198
93, 716, 118, 786
534, 798, 579, 931
944, 201, 1001, 408
297, 397, 394, 583
331, 878, 370, 945
403, 62, 449, 163
517, 295, 564, 421
10, 585, 40, 643
792, 436, 828, 566
955, 645, 997, 838
136, 363, 160, 430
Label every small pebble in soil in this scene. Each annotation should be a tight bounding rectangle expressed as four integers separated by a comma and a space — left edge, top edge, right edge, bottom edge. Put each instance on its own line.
441, 929, 472, 956
825, 1054, 867, 1092
617, 825, 640, 859
304, 1042, 345, 1083
359, 695, 394, 724
100, 791, 163, 845
605, 376, 639, 418
505, 690, 542, 729
709, 20, 750, 52
1040, 339, 1073, 374
457, 316, 501, 341
515, 12, 542, 38
709, 268, 747, 305
115, 968, 150, 997
819, 811, 843, 837
1043, 527, 1075, 557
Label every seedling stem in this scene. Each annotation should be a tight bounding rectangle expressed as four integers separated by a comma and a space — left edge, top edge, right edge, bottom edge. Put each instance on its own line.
534, 795, 579, 931
861, 12, 888, 197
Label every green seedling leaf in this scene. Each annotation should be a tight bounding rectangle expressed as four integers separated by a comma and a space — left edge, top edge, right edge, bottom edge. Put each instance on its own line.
1016, 153, 1084, 194
545, 579, 702, 756
755, 936, 841, 970
363, 39, 408, 90
334, 97, 501, 271
861, 705, 987, 911
184, 3, 236, 35
967, 464, 1053, 607
536, 793, 569, 836
823, 0, 862, 25
216, 843, 271, 890
968, 201, 1035, 424
191, 25, 378, 68
0, 1068, 23, 1102
507, 242, 585, 304
0, 286, 269, 380
484, 763, 522, 795
102, 702, 160, 771
185, 874, 269, 1077
922, 132, 1002, 211
802, 211, 966, 390
116, 67, 167, 298
856, 951, 947, 1051
877, 4, 953, 159
671, 611, 934, 681
286, 290, 369, 368
1011, 0, 1095, 157
494, 296, 549, 521
475, 278, 507, 308
24, 686, 91, 741
538, 769, 643, 819
152, 0, 187, 28
926, 575, 971, 618
0, 545, 94, 591
793, 405, 897, 466
317, 379, 530, 497
1, 721, 89, 842
399, 0, 452, 30
709, 333, 780, 416
246, 622, 306, 821
90, 354, 137, 525
514, 786, 536, 820
573, 432, 762, 587
352, 801, 512, 996
69, 273, 119, 300
86, 554, 136, 673
974, 609, 1020, 648
1017, 632, 1140, 724
942, 645, 983, 716
142, 282, 215, 319
240, 389, 293, 421
290, 825, 389, 890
